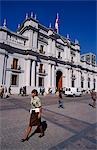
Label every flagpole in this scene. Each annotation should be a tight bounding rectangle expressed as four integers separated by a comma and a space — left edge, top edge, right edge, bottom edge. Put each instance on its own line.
55, 13, 59, 34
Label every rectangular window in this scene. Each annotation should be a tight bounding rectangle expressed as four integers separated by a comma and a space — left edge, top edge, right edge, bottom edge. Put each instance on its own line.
11, 74, 18, 85
39, 77, 44, 87
39, 64, 43, 73
71, 57, 74, 63
86, 55, 90, 63
81, 81, 83, 88
88, 81, 90, 88
72, 80, 75, 87
40, 45, 43, 52
92, 55, 96, 64
58, 52, 61, 58
12, 58, 18, 69
81, 56, 84, 61
93, 79, 96, 90
88, 78, 90, 88
93, 82, 95, 90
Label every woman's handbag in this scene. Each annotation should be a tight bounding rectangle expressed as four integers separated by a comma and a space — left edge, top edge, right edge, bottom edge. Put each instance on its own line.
29, 108, 40, 114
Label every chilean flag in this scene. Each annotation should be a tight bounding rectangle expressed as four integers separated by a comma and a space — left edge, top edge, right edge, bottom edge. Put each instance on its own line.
55, 13, 59, 33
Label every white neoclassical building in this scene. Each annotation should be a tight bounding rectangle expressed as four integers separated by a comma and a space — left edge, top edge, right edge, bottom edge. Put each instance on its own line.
0, 14, 97, 94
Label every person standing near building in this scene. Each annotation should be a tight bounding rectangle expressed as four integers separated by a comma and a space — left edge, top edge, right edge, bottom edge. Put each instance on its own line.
0, 85, 4, 98
89, 89, 97, 108
21, 89, 44, 142
18, 87, 22, 95
8, 86, 11, 95
58, 90, 64, 108
4, 86, 9, 98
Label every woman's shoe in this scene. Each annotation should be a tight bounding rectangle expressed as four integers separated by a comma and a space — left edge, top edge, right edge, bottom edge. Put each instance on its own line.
21, 137, 29, 142
39, 133, 44, 138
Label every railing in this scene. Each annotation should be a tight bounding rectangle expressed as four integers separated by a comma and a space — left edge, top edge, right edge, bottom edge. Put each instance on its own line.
11, 64, 21, 70
71, 59, 74, 63
39, 69, 45, 74
39, 49, 45, 54
7, 34, 26, 46
58, 56, 62, 59
71, 75, 76, 80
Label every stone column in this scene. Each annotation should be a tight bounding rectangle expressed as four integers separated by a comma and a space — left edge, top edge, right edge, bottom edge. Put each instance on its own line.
62, 73, 65, 88
68, 69, 71, 87
33, 32, 37, 49
76, 70, 81, 88
84, 71, 87, 91
52, 40, 56, 57
52, 65, 55, 93
29, 30, 33, 49
25, 59, 31, 86
2, 54, 8, 85
47, 39, 52, 56
31, 60, 35, 87
36, 62, 39, 88
65, 68, 68, 87
48, 63, 52, 88
90, 74, 93, 90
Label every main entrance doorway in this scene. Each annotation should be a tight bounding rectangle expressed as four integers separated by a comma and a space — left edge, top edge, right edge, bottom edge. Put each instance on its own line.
56, 70, 63, 90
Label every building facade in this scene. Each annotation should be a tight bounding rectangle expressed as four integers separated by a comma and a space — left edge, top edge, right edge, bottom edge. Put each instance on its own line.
0, 15, 97, 94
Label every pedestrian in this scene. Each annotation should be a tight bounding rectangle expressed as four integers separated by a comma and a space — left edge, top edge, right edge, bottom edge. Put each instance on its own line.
18, 87, 22, 95
41, 88, 45, 95
4, 86, 9, 98
21, 89, 44, 142
8, 86, 11, 95
58, 90, 64, 108
89, 89, 96, 108
0, 85, 4, 98
23, 86, 26, 96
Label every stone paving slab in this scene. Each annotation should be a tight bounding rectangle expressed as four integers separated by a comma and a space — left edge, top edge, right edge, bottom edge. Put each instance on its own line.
0, 95, 97, 150
0, 107, 74, 150
85, 127, 97, 141
1, 115, 74, 150
1, 109, 29, 129
42, 109, 90, 134
43, 102, 97, 124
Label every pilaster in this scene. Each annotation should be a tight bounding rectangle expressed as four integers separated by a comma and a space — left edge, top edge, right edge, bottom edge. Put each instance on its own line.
25, 59, 31, 86
31, 60, 36, 87
51, 65, 55, 93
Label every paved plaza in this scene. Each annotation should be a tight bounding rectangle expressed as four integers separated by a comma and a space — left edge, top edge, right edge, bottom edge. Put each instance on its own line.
0, 94, 97, 150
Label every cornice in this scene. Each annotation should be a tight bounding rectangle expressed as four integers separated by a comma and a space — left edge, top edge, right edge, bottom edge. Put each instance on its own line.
0, 42, 97, 73
38, 23, 49, 32
38, 37, 48, 45
0, 27, 28, 40
0, 43, 26, 55
19, 25, 39, 34
17, 17, 39, 32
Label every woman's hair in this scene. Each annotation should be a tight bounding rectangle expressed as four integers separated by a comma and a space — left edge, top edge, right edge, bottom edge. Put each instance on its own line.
31, 89, 38, 96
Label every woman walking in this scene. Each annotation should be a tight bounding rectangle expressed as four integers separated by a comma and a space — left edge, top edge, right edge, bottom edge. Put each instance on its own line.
21, 89, 44, 142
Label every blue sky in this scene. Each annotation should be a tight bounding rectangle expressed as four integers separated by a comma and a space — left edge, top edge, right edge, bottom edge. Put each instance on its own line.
0, 1, 96, 55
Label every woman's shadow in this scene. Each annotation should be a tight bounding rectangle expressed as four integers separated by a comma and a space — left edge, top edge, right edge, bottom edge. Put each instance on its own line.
29, 121, 47, 139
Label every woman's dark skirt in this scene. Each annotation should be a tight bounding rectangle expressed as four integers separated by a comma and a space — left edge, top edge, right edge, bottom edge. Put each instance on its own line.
29, 111, 41, 127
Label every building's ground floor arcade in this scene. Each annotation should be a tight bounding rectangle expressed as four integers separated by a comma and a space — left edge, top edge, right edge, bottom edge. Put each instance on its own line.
1, 60, 97, 94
